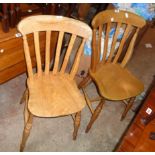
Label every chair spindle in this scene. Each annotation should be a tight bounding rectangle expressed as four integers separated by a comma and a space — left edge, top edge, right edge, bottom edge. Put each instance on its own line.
102, 22, 111, 63
53, 31, 64, 74
113, 24, 132, 64
60, 34, 76, 73
23, 35, 33, 78
33, 31, 42, 76
107, 22, 121, 62
70, 38, 86, 79
45, 30, 51, 74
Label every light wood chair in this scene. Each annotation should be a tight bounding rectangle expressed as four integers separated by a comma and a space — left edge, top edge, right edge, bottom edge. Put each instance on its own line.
78, 10, 146, 133
18, 15, 92, 151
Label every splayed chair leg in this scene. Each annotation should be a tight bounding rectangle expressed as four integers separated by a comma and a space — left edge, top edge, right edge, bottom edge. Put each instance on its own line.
85, 99, 104, 133
20, 112, 33, 152
73, 111, 81, 140
121, 97, 135, 121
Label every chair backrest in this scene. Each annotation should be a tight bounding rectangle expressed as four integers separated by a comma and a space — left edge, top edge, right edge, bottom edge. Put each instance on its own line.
18, 15, 92, 80
91, 9, 146, 72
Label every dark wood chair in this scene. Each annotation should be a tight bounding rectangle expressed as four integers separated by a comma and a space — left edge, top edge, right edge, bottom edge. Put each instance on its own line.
79, 9, 146, 133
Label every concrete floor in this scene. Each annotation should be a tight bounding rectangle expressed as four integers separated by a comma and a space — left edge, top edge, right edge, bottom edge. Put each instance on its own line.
0, 28, 155, 152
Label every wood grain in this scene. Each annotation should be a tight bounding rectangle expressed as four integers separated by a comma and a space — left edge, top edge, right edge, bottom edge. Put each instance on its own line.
116, 81, 155, 152
0, 30, 58, 84
18, 15, 92, 151
79, 9, 146, 133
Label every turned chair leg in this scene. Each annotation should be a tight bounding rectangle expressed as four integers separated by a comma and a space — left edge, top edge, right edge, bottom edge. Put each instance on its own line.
121, 97, 135, 121
73, 111, 81, 140
20, 111, 33, 152
78, 74, 91, 89
24, 98, 29, 124
20, 89, 28, 104
85, 99, 104, 133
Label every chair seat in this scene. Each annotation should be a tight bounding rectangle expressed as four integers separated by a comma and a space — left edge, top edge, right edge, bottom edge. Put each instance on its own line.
90, 63, 144, 100
27, 73, 86, 117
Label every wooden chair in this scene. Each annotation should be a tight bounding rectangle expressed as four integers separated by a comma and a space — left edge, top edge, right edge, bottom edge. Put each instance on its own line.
17, 15, 92, 151
78, 10, 146, 133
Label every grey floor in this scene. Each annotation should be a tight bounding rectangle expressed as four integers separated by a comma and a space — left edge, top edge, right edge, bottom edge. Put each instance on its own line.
0, 28, 155, 152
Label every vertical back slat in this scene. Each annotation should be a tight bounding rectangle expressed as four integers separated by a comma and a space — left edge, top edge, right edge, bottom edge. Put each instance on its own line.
53, 31, 64, 74
70, 38, 86, 79
97, 25, 102, 62
91, 29, 98, 72
107, 22, 121, 62
33, 31, 42, 76
121, 28, 139, 67
45, 30, 51, 74
60, 34, 76, 73
102, 22, 111, 63
113, 24, 131, 64
23, 35, 33, 78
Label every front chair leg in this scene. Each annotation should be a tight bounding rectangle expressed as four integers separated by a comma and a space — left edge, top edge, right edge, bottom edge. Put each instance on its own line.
20, 112, 33, 152
85, 99, 104, 133
121, 97, 135, 121
24, 98, 29, 125
73, 111, 81, 140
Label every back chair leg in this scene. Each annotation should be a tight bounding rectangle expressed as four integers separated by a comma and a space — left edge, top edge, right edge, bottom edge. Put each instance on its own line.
20, 112, 33, 152
85, 99, 104, 133
121, 97, 135, 121
73, 111, 81, 140
78, 74, 92, 89
20, 89, 28, 104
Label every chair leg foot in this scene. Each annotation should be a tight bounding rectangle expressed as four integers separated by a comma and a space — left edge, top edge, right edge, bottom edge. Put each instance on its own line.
85, 99, 104, 133
121, 97, 135, 121
78, 74, 91, 89
20, 89, 28, 104
73, 111, 81, 140
20, 113, 33, 152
